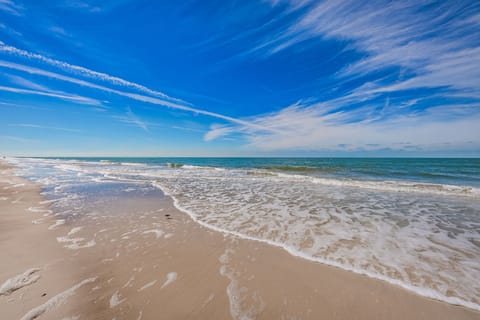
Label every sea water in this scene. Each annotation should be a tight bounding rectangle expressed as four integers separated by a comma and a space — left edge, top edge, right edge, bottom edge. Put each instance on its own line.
7, 157, 480, 310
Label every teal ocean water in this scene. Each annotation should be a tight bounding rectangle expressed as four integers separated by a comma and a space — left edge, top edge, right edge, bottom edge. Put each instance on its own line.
8, 157, 480, 310
59, 157, 480, 187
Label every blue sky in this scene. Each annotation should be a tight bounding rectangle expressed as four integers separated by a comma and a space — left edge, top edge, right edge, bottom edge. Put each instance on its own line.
0, 0, 479, 156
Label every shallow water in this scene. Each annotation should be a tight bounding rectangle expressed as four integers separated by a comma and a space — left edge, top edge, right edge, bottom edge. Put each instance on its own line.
8, 157, 480, 311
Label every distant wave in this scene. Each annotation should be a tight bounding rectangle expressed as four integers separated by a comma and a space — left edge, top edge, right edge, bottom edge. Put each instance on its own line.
245, 170, 277, 176
120, 162, 145, 167
258, 165, 328, 172
167, 162, 223, 170
273, 172, 480, 198
166, 162, 184, 168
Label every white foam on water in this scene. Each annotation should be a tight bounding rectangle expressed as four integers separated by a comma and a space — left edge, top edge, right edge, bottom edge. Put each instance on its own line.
0, 268, 41, 296
182, 164, 207, 170
20, 277, 96, 320
142, 229, 164, 239
57, 236, 82, 243
39, 199, 58, 204
65, 239, 96, 250
304, 174, 480, 198
153, 179, 480, 312
137, 280, 157, 292
202, 293, 215, 308
121, 229, 137, 237
121, 162, 145, 167
160, 272, 177, 289
27, 206, 52, 214
68, 227, 83, 236
57, 235, 96, 250
2, 183, 25, 189
48, 219, 65, 230
123, 276, 135, 288
109, 290, 125, 308
219, 249, 265, 320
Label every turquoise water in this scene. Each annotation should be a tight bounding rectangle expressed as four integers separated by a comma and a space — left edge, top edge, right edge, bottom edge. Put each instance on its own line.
43, 157, 480, 187
9, 157, 480, 310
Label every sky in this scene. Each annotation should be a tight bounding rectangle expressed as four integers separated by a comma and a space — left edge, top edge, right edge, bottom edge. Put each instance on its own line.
0, 0, 479, 157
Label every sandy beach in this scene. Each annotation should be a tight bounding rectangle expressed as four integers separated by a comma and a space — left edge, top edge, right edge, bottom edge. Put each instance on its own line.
1, 161, 479, 320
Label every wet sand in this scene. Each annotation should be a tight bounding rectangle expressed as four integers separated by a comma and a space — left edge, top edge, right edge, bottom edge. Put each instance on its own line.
0, 161, 479, 319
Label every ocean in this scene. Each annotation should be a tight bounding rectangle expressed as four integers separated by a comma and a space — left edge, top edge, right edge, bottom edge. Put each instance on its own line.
7, 157, 480, 311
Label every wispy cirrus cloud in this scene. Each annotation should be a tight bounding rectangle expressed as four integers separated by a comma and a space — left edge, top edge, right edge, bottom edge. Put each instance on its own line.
6, 74, 51, 91
61, 0, 130, 14
0, 85, 101, 105
8, 123, 82, 133
256, 1, 480, 98
208, 101, 480, 152
62, 0, 101, 13
0, 22, 22, 37
0, 0, 23, 16
3, 69, 102, 106
48, 26, 69, 37
203, 0, 480, 152
0, 41, 185, 104
0, 56, 271, 132
171, 125, 205, 133
0, 45, 276, 135
0, 135, 37, 143
112, 107, 148, 132
204, 124, 235, 142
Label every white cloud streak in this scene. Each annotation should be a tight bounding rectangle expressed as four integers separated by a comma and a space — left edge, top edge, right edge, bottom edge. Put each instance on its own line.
6, 74, 51, 91
204, 124, 234, 141
0, 135, 38, 143
0, 41, 184, 103
0, 59, 272, 132
8, 123, 82, 133
0, 0, 23, 15
260, 0, 480, 97
0, 22, 22, 36
202, 0, 480, 152
112, 107, 148, 131
211, 102, 480, 152
0, 85, 101, 105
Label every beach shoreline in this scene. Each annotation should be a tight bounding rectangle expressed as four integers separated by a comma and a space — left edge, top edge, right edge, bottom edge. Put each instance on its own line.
1, 160, 479, 319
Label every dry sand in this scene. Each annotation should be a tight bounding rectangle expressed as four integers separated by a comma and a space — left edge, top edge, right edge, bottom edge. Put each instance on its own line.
0, 161, 479, 320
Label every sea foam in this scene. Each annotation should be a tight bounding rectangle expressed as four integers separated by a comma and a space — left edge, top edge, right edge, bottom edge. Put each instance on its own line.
160, 272, 177, 289
0, 268, 40, 296
110, 290, 126, 308
20, 277, 96, 320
